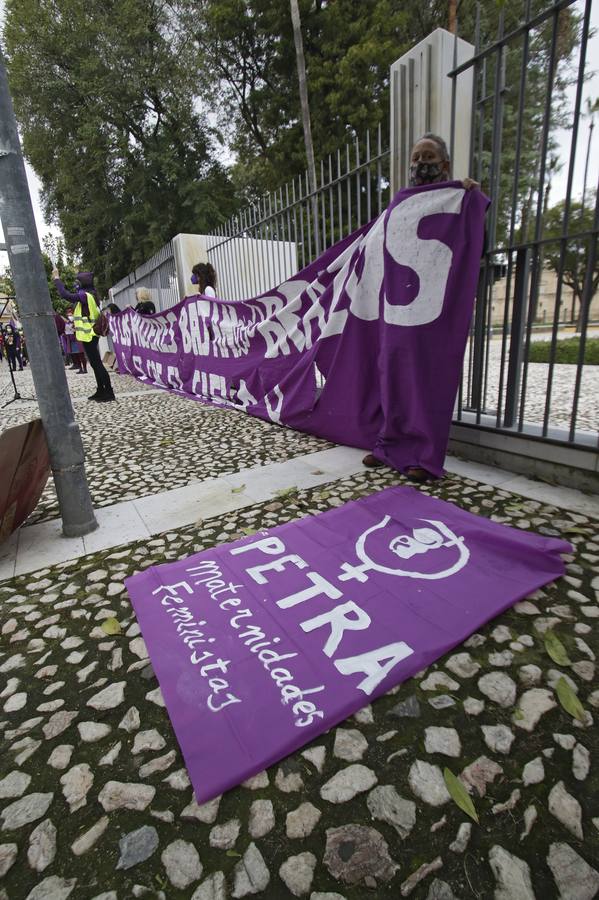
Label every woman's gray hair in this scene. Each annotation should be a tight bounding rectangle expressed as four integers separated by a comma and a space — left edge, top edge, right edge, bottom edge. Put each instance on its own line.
135, 286, 151, 302
417, 133, 450, 162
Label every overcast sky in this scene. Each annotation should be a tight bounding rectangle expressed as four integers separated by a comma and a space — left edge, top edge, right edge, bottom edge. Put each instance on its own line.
1, 0, 598, 277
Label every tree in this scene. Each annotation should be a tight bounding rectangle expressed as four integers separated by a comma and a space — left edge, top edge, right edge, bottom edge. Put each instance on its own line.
543, 200, 599, 331
1, 238, 77, 313
3, 0, 238, 291
290, 0, 319, 255
41, 237, 79, 313
184, 0, 443, 197
454, 0, 581, 248
582, 96, 599, 212
0, 267, 15, 300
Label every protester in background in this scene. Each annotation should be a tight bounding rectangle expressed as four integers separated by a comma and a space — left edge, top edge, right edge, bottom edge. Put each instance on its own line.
18, 328, 28, 367
191, 262, 217, 297
362, 132, 480, 481
54, 311, 70, 365
134, 287, 156, 315
63, 306, 87, 374
52, 268, 115, 402
4, 324, 23, 372
0, 328, 4, 363
104, 303, 121, 315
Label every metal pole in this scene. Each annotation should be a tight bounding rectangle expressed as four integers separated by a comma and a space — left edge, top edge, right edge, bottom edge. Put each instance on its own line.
0, 48, 97, 537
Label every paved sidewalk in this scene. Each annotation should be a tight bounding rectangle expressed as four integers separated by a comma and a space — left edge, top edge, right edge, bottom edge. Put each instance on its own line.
1, 372, 598, 900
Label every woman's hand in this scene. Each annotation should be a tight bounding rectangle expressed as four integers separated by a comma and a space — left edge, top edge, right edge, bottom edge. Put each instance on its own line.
51, 267, 59, 279
462, 177, 480, 191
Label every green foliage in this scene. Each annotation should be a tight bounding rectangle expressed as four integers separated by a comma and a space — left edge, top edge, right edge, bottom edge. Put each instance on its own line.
0, 267, 15, 299
3, 0, 238, 291
528, 337, 599, 365
459, 1, 581, 247
1, 237, 74, 313
4, 0, 585, 289
41, 236, 79, 313
541, 200, 599, 328
184, 0, 447, 198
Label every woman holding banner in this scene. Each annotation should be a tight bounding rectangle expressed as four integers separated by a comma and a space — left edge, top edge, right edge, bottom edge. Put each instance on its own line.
362, 132, 480, 481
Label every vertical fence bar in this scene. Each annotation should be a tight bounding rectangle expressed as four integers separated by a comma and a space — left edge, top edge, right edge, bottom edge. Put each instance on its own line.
569, 174, 599, 440
346, 143, 352, 235
320, 158, 327, 250
337, 148, 343, 237
365, 129, 372, 223
518, 6, 560, 431
355, 135, 361, 227
305, 170, 314, 264
328, 153, 335, 245
377, 123, 383, 215
247, 206, 258, 296
542, 0, 592, 434
496, 0, 531, 427
293, 179, 310, 269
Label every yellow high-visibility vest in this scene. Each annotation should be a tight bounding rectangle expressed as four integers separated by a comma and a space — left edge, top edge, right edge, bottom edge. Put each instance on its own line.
74, 293, 100, 343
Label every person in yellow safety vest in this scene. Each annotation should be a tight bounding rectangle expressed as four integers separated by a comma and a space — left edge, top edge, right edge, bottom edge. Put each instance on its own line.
52, 268, 115, 402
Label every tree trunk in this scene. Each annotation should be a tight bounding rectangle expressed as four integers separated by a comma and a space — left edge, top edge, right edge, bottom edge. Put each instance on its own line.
448, 0, 457, 35
290, 0, 320, 257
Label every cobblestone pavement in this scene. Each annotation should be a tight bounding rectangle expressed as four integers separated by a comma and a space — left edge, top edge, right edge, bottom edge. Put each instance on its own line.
1, 453, 598, 899
1, 368, 332, 527
461, 340, 599, 432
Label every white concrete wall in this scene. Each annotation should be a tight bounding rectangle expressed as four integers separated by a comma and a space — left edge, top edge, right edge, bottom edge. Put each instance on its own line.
205, 236, 298, 301
390, 28, 474, 193
173, 234, 209, 301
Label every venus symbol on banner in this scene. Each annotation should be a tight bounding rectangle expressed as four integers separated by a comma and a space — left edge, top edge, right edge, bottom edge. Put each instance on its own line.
338, 515, 470, 583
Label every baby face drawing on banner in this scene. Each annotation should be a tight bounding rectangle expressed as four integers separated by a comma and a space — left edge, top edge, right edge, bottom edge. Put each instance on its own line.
338, 514, 470, 583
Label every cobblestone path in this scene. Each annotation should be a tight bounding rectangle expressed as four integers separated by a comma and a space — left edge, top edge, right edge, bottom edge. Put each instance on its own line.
1, 449, 598, 899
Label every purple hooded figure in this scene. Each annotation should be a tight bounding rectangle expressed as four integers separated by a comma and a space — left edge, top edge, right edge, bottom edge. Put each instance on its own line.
53, 268, 115, 402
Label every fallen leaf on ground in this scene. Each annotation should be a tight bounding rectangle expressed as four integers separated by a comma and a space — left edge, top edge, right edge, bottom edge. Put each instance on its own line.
444, 768, 479, 823
556, 676, 586, 723
274, 487, 298, 498
101, 618, 122, 636
544, 630, 571, 666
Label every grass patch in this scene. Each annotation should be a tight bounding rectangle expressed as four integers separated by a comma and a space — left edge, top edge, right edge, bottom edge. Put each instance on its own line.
529, 336, 599, 365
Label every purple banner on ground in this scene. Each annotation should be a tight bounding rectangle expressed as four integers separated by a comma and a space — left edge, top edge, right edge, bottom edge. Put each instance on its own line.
125, 486, 570, 803
110, 183, 489, 475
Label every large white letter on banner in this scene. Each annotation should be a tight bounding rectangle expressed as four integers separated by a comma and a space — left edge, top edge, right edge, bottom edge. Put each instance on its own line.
335, 640, 415, 694
384, 187, 465, 326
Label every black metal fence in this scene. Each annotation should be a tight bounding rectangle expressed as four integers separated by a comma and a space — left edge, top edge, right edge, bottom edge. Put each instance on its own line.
451, 0, 598, 446
206, 125, 391, 300
207, 0, 598, 452
111, 240, 178, 312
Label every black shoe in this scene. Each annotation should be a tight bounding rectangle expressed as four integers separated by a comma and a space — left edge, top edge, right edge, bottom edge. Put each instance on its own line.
362, 453, 385, 468
95, 389, 116, 402
88, 390, 101, 401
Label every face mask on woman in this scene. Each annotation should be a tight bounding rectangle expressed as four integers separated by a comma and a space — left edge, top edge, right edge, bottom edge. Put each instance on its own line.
409, 161, 446, 187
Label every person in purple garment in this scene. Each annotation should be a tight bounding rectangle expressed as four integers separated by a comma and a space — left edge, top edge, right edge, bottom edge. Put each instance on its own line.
362, 133, 480, 481
3, 324, 23, 371
52, 268, 115, 402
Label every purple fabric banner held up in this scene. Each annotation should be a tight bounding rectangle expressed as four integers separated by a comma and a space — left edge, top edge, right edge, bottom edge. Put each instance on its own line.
126, 486, 570, 803
110, 183, 489, 475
